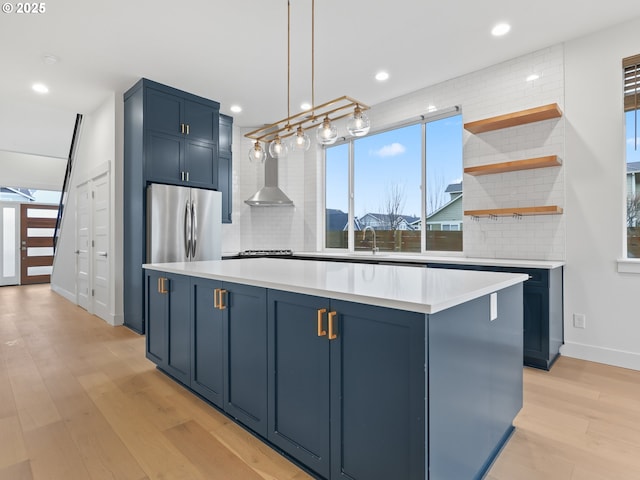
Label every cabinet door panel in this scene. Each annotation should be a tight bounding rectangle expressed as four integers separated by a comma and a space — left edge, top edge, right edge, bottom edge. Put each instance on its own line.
192, 279, 224, 407
145, 271, 166, 366
184, 140, 217, 189
331, 301, 425, 480
146, 132, 182, 183
267, 291, 330, 479
224, 283, 268, 436
166, 274, 191, 384
184, 100, 218, 143
146, 89, 182, 136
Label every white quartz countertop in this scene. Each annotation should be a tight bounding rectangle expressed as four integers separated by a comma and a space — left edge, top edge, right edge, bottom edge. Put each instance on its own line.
291, 251, 565, 269
143, 258, 528, 314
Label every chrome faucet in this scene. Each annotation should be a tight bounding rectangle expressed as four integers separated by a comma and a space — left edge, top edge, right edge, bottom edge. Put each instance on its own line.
362, 226, 379, 254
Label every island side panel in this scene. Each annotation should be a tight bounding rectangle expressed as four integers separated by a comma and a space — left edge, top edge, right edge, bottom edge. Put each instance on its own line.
428, 284, 523, 480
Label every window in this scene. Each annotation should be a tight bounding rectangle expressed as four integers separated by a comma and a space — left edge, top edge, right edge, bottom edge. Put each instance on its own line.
324, 110, 463, 253
624, 54, 640, 258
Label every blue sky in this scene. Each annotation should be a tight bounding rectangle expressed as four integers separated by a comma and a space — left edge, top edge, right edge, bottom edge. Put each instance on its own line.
326, 115, 463, 217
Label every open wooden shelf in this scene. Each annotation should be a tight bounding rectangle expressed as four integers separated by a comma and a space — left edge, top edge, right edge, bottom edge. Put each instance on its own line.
464, 103, 563, 134
464, 206, 563, 217
464, 155, 561, 176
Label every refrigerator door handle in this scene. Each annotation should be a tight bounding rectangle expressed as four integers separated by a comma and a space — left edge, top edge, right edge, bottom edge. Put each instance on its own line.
184, 199, 192, 259
191, 201, 198, 258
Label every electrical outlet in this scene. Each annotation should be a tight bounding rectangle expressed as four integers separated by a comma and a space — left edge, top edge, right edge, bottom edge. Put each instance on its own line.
573, 313, 586, 329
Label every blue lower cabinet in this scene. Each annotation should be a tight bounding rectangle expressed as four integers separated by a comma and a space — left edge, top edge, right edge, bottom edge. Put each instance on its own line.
268, 291, 332, 478
223, 283, 268, 437
267, 291, 426, 480
191, 278, 224, 408
330, 300, 426, 480
144, 270, 191, 385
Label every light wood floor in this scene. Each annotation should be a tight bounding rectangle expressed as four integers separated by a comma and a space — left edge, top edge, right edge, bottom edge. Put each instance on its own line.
1, 285, 639, 479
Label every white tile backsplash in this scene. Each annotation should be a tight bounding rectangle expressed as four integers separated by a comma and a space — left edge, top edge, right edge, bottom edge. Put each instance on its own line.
224, 44, 566, 261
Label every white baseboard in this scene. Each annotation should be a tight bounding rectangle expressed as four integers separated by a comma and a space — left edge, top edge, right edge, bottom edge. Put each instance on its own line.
101, 312, 124, 327
50, 284, 124, 328
50, 283, 76, 303
561, 342, 640, 371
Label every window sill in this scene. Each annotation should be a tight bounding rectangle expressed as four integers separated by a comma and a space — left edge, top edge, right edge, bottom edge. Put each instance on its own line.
617, 258, 640, 274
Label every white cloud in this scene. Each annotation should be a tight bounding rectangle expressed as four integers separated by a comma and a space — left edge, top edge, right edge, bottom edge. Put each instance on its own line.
628, 137, 639, 147
373, 142, 406, 157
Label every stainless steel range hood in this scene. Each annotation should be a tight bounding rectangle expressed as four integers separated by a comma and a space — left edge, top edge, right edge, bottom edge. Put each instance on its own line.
245, 154, 294, 207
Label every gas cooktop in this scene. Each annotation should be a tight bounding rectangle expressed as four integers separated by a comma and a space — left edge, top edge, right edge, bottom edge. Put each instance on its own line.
237, 249, 293, 257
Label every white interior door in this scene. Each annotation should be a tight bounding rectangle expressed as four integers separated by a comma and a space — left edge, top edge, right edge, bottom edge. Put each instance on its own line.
92, 172, 110, 320
0, 203, 20, 286
76, 182, 90, 310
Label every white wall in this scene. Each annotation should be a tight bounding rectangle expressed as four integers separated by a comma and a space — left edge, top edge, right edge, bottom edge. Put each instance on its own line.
0, 150, 66, 190
562, 17, 640, 370
51, 93, 123, 326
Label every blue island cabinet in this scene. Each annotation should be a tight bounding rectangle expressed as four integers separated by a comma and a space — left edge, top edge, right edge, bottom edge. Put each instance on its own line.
267, 290, 426, 480
145, 268, 523, 480
147, 275, 268, 437
144, 270, 191, 385
190, 279, 268, 436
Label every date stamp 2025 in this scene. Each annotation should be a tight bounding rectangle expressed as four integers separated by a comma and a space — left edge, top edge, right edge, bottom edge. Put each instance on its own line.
2, 2, 46, 14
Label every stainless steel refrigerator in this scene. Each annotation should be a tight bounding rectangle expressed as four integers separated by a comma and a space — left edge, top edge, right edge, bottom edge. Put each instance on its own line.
147, 183, 222, 263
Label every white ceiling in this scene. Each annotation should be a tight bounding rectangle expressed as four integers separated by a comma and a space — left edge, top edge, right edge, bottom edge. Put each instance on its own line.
2, 0, 640, 159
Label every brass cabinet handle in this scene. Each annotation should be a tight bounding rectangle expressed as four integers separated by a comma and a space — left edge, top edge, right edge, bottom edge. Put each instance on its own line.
317, 308, 327, 337
185, 124, 190, 135
158, 277, 168, 294
214, 288, 219, 309
328, 311, 338, 340
219, 289, 227, 310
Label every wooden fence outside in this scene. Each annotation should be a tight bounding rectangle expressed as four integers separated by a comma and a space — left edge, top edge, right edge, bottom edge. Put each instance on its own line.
326, 230, 462, 253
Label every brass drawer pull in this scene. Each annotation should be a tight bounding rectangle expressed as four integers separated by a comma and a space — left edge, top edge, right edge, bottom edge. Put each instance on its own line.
317, 308, 327, 337
219, 289, 227, 310
328, 311, 338, 340
158, 277, 168, 294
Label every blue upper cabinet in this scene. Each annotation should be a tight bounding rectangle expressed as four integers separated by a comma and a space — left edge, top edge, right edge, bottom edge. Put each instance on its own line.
144, 82, 220, 189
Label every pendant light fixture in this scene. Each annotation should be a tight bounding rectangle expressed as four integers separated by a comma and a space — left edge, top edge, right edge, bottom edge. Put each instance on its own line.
248, 140, 267, 163
245, 0, 370, 154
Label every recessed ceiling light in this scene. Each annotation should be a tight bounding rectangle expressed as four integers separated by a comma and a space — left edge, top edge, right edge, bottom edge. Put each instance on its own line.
42, 54, 59, 65
300, 102, 312, 111
375, 71, 389, 82
526, 73, 540, 82
230, 105, 242, 113
32, 83, 49, 94
491, 23, 511, 37
427, 105, 437, 113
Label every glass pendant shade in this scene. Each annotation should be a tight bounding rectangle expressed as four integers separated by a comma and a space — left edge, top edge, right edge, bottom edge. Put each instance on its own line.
316, 117, 338, 145
268, 136, 288, 158
248, 141, 266, 163
346, 106, 371, 137
290, 126, 311, 151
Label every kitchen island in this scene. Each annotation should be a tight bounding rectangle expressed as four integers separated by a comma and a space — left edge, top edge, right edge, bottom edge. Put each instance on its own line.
225, 251, 564, 370
143, 258, 527, 480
